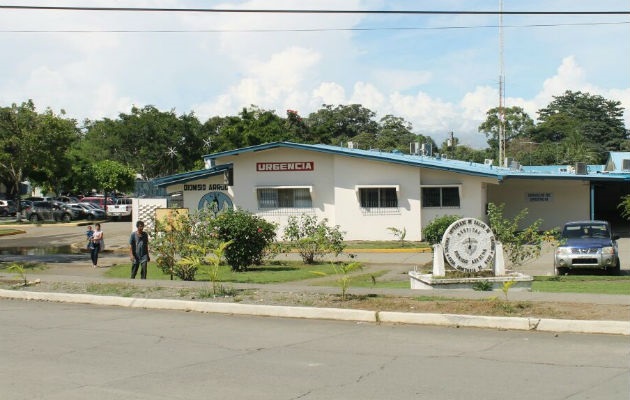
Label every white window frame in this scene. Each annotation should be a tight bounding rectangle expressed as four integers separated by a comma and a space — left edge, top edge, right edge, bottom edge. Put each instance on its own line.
420, 184, 462, 208
255, 186, 314, 211
355, 185, 400, 215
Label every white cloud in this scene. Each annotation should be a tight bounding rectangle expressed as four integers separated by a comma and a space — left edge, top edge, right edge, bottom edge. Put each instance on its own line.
350, 82, 385, 111
0, 1, 627, 152
371, 69, 432, 92
312, 82, 347, 106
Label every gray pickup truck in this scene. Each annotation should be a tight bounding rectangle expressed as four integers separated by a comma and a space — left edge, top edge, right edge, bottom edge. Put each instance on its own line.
554, 220, 620, 275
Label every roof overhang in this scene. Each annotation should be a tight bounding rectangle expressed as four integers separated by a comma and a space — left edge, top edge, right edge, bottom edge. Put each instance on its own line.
152, 163, 232, 188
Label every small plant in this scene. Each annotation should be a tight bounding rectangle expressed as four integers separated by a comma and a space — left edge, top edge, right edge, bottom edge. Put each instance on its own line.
311, 261, 363, 301
7, 263, 27, 286
502, 279, 517, 300
487, 203, 558, 268
472, 280, 493, 291
283, 214, 345, 264
205, 241, 232, 295
387, 226, 407, 247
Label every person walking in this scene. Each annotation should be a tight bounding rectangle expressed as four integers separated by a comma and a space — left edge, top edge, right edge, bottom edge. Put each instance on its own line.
90, 223, 104, 268
130, 220, 150, 279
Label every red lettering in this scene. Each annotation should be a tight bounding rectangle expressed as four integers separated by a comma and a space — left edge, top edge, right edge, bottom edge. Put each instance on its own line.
256, 162, 315, 172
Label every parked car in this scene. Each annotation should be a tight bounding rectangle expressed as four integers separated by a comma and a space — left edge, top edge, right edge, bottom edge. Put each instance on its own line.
55, 196, 80, 204
554, 220, 620, 275
68, 203, 106, 221
24, 196, 54, 202
22, 201, 74, 222
81, 196, 115, 210
20, 200, 33, 212
0, 200, 17, 217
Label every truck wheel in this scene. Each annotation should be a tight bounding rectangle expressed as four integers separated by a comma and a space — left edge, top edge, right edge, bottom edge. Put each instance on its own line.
62, 213, 71, 222
554, 266, 568, 276
608, 260, 621, 276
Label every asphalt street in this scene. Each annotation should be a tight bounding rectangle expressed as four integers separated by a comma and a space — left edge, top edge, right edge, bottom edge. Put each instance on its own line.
1, 300, 628, 400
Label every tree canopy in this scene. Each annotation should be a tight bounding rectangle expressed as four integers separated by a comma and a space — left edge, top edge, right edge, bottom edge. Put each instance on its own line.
1, 89, 627, 197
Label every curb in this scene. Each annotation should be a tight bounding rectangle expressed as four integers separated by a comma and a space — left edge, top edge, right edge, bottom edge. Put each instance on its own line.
1, 289, 628, 335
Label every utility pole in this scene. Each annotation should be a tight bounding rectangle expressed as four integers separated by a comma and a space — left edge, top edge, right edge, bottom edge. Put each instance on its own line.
498, 0, 506, 166
447, 131, 455, 157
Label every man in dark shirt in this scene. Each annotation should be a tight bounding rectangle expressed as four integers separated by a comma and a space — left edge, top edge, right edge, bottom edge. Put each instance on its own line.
130, 220, 150, 279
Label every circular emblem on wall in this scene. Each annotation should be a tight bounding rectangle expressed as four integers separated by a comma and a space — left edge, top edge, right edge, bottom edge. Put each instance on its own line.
441, 218, 496, 272
198, 192, 233, 216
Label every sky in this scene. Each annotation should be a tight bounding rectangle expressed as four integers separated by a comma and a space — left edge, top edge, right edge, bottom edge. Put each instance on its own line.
0, 0, 628, 149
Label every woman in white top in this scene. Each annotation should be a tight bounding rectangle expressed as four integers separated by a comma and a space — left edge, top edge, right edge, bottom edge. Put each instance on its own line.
90, 223, 104, 268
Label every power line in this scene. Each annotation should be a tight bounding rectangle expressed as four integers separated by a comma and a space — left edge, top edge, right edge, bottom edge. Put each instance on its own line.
0, 5, 629, 15
1, 21, 627, 34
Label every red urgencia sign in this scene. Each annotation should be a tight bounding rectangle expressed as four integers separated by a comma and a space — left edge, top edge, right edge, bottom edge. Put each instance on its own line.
256, 162, 314, 172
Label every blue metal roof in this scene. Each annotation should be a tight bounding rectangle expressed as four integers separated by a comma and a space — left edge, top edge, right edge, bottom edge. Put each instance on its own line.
200, 142, 630, 182
152, 163, 232, 187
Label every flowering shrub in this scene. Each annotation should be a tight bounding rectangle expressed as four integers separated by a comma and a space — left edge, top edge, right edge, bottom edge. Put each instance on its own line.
211, 209, 277, 271
283, 214, 345, 264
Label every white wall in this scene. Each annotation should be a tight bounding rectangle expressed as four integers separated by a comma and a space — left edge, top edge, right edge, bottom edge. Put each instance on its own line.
164, 147, 594, 241
332, 155, 422, 240
487, 179, 590, 230
419, 169, 494, 238
132, 198, 168, 233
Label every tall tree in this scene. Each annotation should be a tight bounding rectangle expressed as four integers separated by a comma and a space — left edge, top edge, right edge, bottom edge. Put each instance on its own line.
83, 105, 204, 179
535, 90, 627, 163
91, 159, 136, 200
0, 100, 79, 202
306, 104, 378, 145
478, 106, 534, 159
374, 115, 418, 152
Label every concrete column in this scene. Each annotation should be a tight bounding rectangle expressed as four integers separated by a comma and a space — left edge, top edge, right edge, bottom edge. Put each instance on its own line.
494, 242, 505, 276
433, 244, 445, 276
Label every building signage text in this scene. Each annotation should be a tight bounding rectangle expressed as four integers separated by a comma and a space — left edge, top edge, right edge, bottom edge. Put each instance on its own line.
527, 192, 552, 202
256, 161, 314, 172
184, 184, 228, 191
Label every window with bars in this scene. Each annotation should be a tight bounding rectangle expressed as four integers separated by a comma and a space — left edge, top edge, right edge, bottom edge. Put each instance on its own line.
421, 186, 460, 208
257, 188, 312, 209
359, 187, 398, 208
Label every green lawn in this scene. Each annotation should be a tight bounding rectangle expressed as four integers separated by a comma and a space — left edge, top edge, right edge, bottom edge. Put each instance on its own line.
105, 261, 339, 284
342, 240, 430, 250
0, 228, 24, 235
102, 261, 630, 295
532, 275, 630, 295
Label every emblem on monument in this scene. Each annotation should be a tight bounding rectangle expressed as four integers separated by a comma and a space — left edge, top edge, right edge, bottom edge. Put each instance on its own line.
441, 218, 496, 272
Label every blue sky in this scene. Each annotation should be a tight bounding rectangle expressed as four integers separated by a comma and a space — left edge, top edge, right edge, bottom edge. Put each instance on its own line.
0, 0, 628, 148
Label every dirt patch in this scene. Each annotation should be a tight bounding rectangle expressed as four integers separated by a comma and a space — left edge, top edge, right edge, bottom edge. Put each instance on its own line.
2, 279, 627, 321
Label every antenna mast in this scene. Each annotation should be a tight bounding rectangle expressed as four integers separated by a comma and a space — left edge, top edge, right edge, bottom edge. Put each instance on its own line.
498, 0, 506, 166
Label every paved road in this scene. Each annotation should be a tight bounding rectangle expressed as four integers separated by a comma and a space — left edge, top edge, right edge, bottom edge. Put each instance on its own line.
1, 300, 628, 400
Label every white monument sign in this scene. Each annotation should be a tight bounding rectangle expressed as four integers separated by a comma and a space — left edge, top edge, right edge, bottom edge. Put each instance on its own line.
441, 218, 496, 272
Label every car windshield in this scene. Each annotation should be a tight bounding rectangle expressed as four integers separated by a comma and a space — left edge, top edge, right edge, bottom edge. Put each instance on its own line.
562, 223, 610, 239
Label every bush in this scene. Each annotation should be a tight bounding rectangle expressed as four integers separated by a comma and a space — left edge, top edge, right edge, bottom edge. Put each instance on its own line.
487, 203, 554, 268
211, 209, 277, 271
153, 211, 197, 280
423, 214, 462, 245
283, 214, 345, 264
